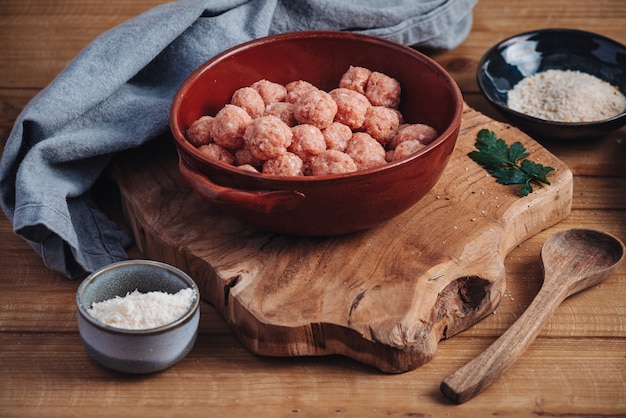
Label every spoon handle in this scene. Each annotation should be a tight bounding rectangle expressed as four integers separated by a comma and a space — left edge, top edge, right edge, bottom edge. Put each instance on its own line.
440, 276, 567, 404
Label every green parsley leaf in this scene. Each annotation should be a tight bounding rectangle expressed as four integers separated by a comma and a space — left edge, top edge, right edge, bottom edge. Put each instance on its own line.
468, 129, 555, 196
508, 141, 530, 163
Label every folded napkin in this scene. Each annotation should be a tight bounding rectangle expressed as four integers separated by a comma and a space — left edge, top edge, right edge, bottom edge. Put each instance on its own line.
0, 0, 476, 279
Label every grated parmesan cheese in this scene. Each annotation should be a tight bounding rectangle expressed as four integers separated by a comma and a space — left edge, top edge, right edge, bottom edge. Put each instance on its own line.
88, 288, 195, 330
507, 69, 626, 122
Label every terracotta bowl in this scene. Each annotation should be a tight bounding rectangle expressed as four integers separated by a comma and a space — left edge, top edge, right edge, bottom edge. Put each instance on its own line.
170, 31, 463, 236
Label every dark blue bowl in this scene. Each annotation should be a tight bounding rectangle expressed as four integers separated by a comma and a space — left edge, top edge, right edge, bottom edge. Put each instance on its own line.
477, 28, 626, 140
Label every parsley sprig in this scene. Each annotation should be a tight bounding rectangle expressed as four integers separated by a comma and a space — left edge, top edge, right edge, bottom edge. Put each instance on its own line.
468, 129, 555, 196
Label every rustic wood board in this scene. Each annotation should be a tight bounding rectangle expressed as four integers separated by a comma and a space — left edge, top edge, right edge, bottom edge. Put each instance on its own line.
114, 104, 573, 373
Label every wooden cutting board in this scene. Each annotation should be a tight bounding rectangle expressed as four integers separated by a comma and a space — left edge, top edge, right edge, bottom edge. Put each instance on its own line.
114, 103, 573, 373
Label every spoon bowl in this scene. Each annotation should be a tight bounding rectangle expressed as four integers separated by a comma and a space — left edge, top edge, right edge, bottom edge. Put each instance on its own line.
441, 228, 625, 404
541, 229, 625, 296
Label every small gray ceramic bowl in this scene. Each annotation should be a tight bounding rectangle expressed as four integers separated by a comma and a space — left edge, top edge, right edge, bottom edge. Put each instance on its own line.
76, 260, 200, 374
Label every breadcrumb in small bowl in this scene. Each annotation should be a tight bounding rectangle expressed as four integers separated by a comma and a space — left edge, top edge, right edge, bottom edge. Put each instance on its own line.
76, 260, 200, 374
477, 28, 626, 140
170, 31, 463, 236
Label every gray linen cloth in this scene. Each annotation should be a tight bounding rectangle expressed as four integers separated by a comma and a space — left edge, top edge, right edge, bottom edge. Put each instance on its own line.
0, 0, 476, 278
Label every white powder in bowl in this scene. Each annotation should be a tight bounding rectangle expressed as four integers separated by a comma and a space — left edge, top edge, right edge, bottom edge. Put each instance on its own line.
88, 288, 195, 330
507, 69, 626, 122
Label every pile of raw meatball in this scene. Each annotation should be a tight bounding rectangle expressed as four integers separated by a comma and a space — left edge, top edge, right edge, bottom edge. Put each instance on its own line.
185, 66, 438, 176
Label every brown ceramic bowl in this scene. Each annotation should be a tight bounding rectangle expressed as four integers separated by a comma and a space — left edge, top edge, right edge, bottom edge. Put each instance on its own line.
170, 31, 463, 236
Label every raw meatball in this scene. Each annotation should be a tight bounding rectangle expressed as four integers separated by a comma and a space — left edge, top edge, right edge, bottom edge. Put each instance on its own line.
390, 123, 438, 149
391, 108, 405, 125
237, 164, 259, 173
264, 102, 297, 127
288, 124, 326, 161
391, 140, 426, 162
329, 87, 371, 130
322, 122, 352, 151
362, 106, 400, 145
293, 89, 338, 130
198, 143, 235, 165
243, 115, 293, 160
345, 132, 387, 170
365, 71, 401, 109
309, 150, 357, 176
262, 152, 304, 176
251, 79, 287, 105
286, 80, 317, 104
212, 104, 251, 149
231, 87, 265, 118
234, 146, 264, 168
339, 66, 372, 95
186, 115, 214, 147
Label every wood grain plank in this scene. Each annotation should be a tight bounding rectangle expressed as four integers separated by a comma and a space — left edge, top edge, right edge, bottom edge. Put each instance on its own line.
0, 0, 171, 88
428, 0, 626, 94
0, 0, 169, 15
1, 333, 624, 416
0, 17, 124, 88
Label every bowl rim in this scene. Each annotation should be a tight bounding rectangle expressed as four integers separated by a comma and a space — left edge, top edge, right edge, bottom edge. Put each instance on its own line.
170, 30, 464, 183
76, 260, 200, 335
476, 27, 626, 128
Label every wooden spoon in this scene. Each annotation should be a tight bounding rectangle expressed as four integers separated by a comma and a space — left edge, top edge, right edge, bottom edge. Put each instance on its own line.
440, 228, 625, 404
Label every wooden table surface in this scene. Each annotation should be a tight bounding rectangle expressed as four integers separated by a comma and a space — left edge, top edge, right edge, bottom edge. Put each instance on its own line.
1, 1, 625, 416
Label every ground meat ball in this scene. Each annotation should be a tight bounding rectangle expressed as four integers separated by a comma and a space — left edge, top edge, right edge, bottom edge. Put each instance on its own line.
198, 143, 235, 165
243, 115, 293, 160
390, 123, 438, 149
231, 87, 265, 118
186, 115, 214, 147
345, 132, 387, 170
362, 106, 400, 145
250, 79, 287, 105
286, 80, 317, 104
262, 152, 304, 176
309, 150, 357, 176
329, 88, 371, 130
392, 108, 405, 125
234, 146, 264, 168
365, 71, 401, 109
193, 69, 429, 177
339, 66, 372, 95
391, 140, 426, 162
212, 104, 251, 149
322, 122, 352, 151
264, 102, 297, 127
237, 164, 259, 173
288, 124, 326, 161
293, 89, 338, 130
